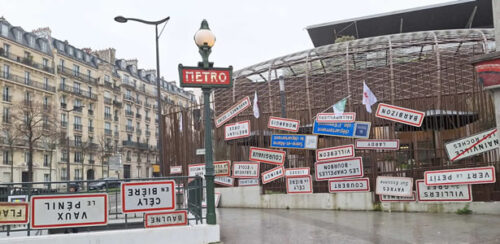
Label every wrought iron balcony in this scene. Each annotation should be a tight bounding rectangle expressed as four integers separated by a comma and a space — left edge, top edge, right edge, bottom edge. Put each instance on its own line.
88, 109, 94, 116
104, 128, 112, 135
123, 94, 135, 102
125, 110, 134, 117
104, 97, 113, 105
88, 126, 94, 133
0, 71, 55, 92
0, 52, 55, 73
104, 113, 112, 120
113, 100, 122, 107
73, 124, 82, 131
126, 125, 134, 132
58, 84, 97, 100
57, 65, 98, 84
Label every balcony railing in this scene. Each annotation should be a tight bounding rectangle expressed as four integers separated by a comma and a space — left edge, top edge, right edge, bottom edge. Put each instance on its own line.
104, 97, 112, 105
104, 113, 112, 120
146, 130, 151, 137
125, 110, 134, 117
0, 52, 55, 73
0, 71, 55, 92
136, 129, 142, 135
61, 121, 68, 127
104, 128, 112, 135
136, 100, 143, 106
104, 81, 113, 89
121, 79, 136, 88
113, 100, 122, 107
136, 113, 142, 119
114, 131, 119, 138
145, 102, 152, 108
58, 84, 97, 100
88, 126, 94, 133
88, 109, 94, 116
145, 116, 151, 122
123, 94, 135, 102
57, 65, 98, 84
114, 116, 119, 122
122, 140, 148, 150
88, 159, 95, 165
2, 95, 11, 102
126, 125, 134, 132
74, 124, 82, 131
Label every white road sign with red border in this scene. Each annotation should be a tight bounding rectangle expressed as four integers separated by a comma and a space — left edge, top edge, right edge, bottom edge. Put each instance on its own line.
170, 166, 182, 174
285, 167, 310, 177
316, 144, 355, 162
215, 176, 234, 187
268, 116, 300, 132
316, 112, 356, 123
121, 181, 176, 213
144, 210, 188, 228
376, 176, 413, 197
328, 178, 370, 193
262, 166, 285, 184
315, 157, 364, 181
232, 162, 260, 178
238, 178, 259, 186
375, 103, 425, 127
31, 193, 108, 229
286, 176, 313, 194
355, 139, 399, 150
424, 166, 496, 186
249, 147, 286, 165
380, 192, 416, 202
416, 180, 472, 202
224, 120, 250, 140
215, 96, 251, 128
444, 128, 498, 162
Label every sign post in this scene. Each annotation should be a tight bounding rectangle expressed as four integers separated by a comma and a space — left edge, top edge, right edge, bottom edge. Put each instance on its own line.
179, 20, 231, 225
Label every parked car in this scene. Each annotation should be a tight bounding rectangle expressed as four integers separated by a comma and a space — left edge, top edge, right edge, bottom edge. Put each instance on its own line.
88, 177, 120, 190
68, 182, 82, 192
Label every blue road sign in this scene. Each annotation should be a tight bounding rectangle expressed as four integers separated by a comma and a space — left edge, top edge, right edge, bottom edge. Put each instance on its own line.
270, 134, 318, 150
313, 120, 371, 138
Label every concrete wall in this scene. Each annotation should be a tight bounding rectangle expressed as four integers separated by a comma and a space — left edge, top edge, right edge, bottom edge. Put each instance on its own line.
0, 224, 220, 244
216, 186, 500, 215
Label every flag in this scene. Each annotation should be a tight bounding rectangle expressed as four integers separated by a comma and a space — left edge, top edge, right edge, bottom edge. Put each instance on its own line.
362, 81, 377, 113
253, 91, 260, 118
333, 97, 347, 114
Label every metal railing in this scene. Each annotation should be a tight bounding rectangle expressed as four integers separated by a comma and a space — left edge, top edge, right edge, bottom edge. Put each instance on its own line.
0, 176, 205, 237
57, 65, 98, 84
58, 84, 97, 100
0, 52, 54, 73
0, 71, 55, 92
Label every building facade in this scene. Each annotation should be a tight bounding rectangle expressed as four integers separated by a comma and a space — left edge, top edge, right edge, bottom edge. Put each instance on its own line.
0, 18, 196, 183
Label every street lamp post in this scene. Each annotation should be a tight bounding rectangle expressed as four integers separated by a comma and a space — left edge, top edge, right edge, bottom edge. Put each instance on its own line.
194, 20, 217, 225
114, 15, 170, 177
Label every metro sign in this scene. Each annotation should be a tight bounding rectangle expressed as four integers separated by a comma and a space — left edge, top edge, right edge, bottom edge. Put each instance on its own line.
178, 65, 233, 88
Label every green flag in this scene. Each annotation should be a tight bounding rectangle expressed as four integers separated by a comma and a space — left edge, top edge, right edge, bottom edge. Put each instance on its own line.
333, 98, 347, 114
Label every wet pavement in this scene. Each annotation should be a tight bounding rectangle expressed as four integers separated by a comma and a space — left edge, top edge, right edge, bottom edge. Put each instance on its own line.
218, 208, 500, 244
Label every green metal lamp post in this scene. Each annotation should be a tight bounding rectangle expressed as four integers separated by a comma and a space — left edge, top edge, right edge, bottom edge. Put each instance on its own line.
194, 19, 217, 225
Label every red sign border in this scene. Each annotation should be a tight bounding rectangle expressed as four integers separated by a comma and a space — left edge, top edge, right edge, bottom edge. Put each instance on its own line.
31, 193, 108, 229
375, 176, 414, 197
188, 163, 205, 177
249, 147, 286, 165
215, 96, 251, 128
267, 116, 300, 132
314, 157, 364, 181
214, 160, 232, 176
328, 178, 370, 193
232, 162, 260, 179
144, 210, 188, 228
214, 176, 235, 187
237, 178, 260, 187
224, 120, 251, 141
286, 175, 313, 194
0, 202, 29, 224
355, 139, 400, 150
415, 179, 472, 202
178, 64, 233, 88
285, 167, 311, 177
316, 144, 355, 162
379, 192, 417, 202
121, 181, 176, 213
261, 166, 285, 184
375, 103, 425, 127
316, 112, 356, 123
424, 166, 496, 186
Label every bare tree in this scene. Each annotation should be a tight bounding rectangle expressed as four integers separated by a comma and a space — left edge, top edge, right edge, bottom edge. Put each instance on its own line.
96, 135, 113, 178
41, 129, 63, 185
12, 101, 57, 182
76, 139, 94, 180
1, 122, 21, 182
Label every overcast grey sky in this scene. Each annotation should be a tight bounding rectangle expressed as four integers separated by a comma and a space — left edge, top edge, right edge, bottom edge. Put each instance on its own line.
2, 0, 451, 82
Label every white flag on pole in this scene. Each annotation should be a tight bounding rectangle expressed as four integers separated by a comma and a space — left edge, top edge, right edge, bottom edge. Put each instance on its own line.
362, 81, 377, 113
253, 91, 260, 118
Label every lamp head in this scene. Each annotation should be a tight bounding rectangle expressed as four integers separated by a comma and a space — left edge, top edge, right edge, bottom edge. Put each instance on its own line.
194, 19, 215, 48
114, 16, 128, 23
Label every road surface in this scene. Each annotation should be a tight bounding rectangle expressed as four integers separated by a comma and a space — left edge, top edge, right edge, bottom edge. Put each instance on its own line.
218, 208, 500, 243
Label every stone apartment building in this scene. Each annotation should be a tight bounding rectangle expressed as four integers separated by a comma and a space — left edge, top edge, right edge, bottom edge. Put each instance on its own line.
0, 18, 196, 183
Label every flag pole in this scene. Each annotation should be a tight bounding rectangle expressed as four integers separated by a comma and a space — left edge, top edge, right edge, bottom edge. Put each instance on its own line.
311, 95, 351, 120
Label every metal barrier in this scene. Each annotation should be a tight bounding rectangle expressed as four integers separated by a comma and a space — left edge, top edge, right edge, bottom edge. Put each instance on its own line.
0, 176, 205, 237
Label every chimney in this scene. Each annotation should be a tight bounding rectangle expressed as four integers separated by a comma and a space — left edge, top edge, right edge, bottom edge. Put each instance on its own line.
125, 59, 138, 67
93, 48, 116, 63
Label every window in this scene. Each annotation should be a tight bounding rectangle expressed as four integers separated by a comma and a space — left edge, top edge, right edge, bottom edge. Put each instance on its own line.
88, 86, 92, 95
89, 119, 93, 128
3, 86, 10, 102
87, 70, 91, 79
42, 58, 48, 68
43, 154, 49, 167
127, 119, 132, 127
77, 51, 82, 59
60, 95, 66, 105
43, 96, 49, 109
24, 71, 30, 84
73, 64, 79, 76
59, 59, 65, 68
105, 122, 111, 130
25, 91, 31, 104
105, 106, 111, 116
74, 99, 82, 108
15, 30, 22, 42
74, 152, 82, 163
43, 77, 49, 89
123, 74, 129, 83
3, 151, 10, 165
126, 104, 131, 112
74, 82, 81, 94
44, 174, 49, 182
126, 89, 131, 97
2, 64, 9, 78
41, 42, 47, 52
24, 51, 30, 59
61, 113, 67, 125
75, 135, 82, 147
24, 151, 31, 163
104, 75, 110, 83
74, 168, 81, 180
3, 107, 10, 124
74, 116, 81, 126
61, 168, 67, 181
3, 44, 9, 56
68, 47, 74, 55
1, 25, 8, 36
60, 77, 66, 88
